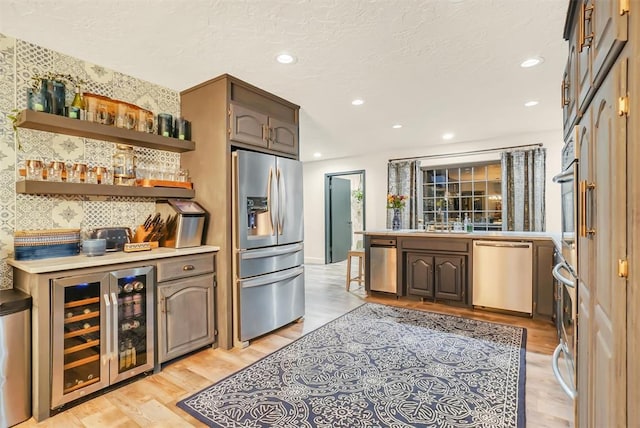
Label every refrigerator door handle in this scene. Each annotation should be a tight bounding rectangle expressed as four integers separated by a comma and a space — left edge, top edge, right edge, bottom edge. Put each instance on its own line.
277, 167, 285, 235
267, 167, 276, 235
111, 292, 118, 362
239, 243, 304, 260
241, 266, 304, 288
103, 293, 111, 366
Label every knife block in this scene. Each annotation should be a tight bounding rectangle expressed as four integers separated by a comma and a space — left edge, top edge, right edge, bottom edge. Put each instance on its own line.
132, 225, 159, 248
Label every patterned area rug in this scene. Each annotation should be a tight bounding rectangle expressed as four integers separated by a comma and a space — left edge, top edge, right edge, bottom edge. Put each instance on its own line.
178, 303, 527, 427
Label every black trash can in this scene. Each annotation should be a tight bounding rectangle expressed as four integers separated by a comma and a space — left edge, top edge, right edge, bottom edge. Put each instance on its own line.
0, 289, 32, 427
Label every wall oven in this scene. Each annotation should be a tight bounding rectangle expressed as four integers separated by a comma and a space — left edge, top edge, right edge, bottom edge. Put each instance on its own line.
551, 136, 579, 400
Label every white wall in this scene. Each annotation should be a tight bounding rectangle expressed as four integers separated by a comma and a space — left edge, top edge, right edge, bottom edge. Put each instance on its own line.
302, 130, 564, 264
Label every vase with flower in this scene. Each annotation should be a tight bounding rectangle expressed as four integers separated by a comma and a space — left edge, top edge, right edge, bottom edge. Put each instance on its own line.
387, 193, 407, 230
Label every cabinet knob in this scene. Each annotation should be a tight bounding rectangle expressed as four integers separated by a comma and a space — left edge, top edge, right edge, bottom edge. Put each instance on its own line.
183, 264, 195, 271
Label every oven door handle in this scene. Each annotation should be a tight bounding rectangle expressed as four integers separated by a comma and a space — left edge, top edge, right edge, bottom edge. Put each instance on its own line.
552, 343, 578, 400
552, 261, 576, 288
552, 169, 574, 183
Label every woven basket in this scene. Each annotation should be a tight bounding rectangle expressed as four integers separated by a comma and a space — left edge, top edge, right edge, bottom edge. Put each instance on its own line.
14, 229, 81, 247
14, 229, 81, 260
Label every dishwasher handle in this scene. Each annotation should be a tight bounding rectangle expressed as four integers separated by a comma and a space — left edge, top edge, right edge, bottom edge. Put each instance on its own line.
474, 241, 531, 249
370, 238, 396, 247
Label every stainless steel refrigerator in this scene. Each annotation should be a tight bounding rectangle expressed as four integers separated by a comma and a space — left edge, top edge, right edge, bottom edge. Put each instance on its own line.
232, 150, 304, 346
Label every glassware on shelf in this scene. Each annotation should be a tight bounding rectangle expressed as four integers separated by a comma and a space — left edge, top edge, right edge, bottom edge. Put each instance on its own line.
112, 144, 137, 186
157, 113, 173, 137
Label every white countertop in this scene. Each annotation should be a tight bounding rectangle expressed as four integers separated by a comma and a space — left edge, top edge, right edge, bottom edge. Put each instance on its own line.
359, 229, 561, 247
7, 245, 220, 274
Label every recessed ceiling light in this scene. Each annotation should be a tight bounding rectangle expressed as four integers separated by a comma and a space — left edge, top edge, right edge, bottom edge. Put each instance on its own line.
524, 100, 539, 107
276, 53, 296, 64
442, 133, 454, 140
313, 152, 322, 158
351, 99, 364, 106
392, 124, 402, 129
520, 57, 544, 68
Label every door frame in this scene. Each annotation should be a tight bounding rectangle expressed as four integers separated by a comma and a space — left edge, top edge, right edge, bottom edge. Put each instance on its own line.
324, 170, 366, 264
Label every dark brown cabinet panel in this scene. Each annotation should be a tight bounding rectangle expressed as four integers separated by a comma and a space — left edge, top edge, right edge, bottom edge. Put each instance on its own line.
405, 252, 465, 302
533, 241, 555, 321
434, 255, 465, 301
229, 102, 268, 148
406, 253, 434, 298
268, 116, 298, 155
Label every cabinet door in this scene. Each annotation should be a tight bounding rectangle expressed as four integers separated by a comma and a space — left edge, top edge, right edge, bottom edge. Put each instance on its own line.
576, 1, 592, 112
268, 116, 298, 155
406, 253, 434, 298
591, 0, 628, 86
434, 255, 465, 301
229, 102, 268, 148
157, 274, 215, 363
588, 55, 627, 428
534, 241, 556, 321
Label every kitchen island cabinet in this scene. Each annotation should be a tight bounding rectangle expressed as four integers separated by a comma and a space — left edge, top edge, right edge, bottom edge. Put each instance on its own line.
363, 230, 557, 316
8, 245, 218, 422
401, 237, 470, 304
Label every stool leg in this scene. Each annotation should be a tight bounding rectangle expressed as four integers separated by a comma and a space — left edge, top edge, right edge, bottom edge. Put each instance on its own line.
346, 254, 352, 291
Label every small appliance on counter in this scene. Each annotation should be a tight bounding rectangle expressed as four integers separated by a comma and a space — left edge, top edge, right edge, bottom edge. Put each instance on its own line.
155, 199, 206, 248
89, 227, 132, 251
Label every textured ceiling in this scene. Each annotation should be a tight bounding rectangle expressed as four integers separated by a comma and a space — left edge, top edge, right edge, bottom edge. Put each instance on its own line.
0, 0, 568, 162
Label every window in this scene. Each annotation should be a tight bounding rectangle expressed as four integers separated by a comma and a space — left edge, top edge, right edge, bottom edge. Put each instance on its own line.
421, 162, 502, 231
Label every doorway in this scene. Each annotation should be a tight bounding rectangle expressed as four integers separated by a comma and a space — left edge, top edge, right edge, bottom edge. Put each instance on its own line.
324, 170, 366, 264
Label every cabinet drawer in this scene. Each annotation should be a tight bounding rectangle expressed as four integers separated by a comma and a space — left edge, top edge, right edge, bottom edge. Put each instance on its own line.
400, 238, 470, 253
156, 253, 214, 282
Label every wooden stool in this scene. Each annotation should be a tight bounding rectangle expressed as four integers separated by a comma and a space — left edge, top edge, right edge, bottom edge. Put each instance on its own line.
346, 250, 365, 290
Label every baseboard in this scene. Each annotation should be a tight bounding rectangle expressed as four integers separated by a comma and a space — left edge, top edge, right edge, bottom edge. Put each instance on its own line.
304, 257, 325, 265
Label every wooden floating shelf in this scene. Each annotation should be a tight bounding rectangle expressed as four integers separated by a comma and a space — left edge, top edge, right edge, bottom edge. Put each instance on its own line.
16, 180, 195, 198
16, 109, 195, 153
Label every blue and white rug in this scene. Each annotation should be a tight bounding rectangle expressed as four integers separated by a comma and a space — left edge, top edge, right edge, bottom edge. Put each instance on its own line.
178, 303, 527, 427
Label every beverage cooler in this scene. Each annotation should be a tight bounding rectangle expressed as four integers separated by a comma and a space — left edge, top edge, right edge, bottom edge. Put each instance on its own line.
51, 266, 154, 408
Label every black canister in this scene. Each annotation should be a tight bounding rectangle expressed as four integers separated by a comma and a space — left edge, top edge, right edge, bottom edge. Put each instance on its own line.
173, 117, 191, 140
157, 113, 173, 137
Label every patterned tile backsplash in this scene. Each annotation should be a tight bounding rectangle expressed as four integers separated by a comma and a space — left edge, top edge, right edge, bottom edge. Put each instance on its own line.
0, 33, 182, 289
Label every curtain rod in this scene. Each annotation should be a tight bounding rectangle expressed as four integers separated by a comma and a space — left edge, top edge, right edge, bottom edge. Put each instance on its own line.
388, 143, 543, 163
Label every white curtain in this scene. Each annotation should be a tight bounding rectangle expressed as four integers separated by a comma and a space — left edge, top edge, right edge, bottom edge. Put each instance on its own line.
387, 160, 422, 229
501, 147, 546, 231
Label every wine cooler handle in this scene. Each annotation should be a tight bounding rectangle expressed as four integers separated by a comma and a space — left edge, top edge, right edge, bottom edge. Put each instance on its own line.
103, 294, 111, 366
111, 292, 118, 362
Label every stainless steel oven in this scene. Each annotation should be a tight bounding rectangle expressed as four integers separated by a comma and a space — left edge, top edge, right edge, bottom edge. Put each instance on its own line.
551, 135, 579, 401
553, 137, 578, 273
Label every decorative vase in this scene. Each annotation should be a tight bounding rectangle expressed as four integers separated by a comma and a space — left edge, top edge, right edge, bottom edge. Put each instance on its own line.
41, 79, 66, 116
392, 208, 401, 230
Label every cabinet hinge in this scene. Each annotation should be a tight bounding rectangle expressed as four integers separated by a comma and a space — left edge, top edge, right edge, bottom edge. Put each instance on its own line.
618, 259, 629, 278
214, 329, 218, 336
618, 96, 629, 116
620, 0, 630, 15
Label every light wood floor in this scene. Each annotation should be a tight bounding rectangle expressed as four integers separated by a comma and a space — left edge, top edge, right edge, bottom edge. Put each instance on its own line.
18, 261, 574, 427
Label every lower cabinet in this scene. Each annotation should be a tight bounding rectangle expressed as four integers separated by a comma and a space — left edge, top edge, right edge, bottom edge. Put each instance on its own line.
156, 253, 216, 364
406, 252, 466, 302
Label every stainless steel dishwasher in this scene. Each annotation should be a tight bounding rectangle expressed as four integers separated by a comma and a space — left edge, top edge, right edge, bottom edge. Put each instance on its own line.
472, 240, 533, 314
369, 238, 397, 293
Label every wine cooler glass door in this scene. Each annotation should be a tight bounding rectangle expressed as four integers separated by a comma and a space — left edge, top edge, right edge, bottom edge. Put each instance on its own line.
109, 266, 155, 383
51, 273, 110, 408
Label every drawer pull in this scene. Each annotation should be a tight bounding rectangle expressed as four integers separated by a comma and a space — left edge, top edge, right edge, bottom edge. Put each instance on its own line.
183, 265, 195, 271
